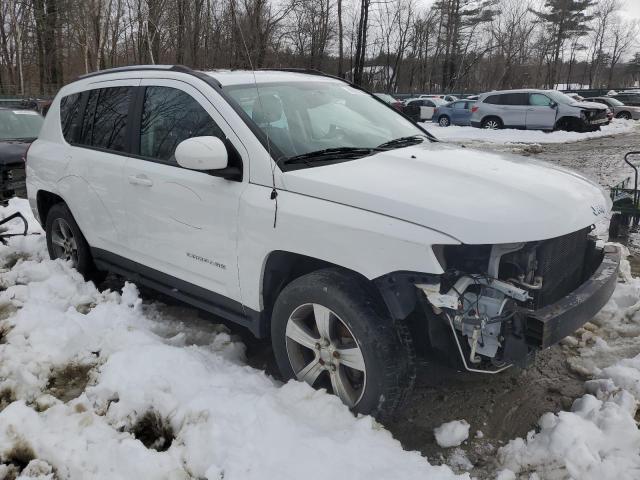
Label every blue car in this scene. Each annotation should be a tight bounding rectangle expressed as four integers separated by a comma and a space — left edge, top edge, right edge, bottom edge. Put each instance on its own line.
431, 100, 476, 127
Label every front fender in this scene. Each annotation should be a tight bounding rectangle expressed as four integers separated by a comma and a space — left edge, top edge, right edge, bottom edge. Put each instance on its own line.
237, 185, 459, 312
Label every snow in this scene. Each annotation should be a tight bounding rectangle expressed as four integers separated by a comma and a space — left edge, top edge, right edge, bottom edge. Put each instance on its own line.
434, 420, 470, 448
0, 199, 466, 479
422, 119, 637, 145
495, 246, 640, 480
1, 194, 640, 480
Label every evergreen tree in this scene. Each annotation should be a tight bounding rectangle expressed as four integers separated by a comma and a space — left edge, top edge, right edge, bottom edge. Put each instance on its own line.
530, 0, 595, 88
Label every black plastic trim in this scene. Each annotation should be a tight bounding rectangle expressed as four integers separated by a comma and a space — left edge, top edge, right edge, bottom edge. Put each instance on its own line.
525, 245, 620, 349
374, 271, 440, 321
91, 248, 264, 337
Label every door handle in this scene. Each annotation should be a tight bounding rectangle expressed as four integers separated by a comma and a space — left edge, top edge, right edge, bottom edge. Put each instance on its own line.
128, 174, 153, 187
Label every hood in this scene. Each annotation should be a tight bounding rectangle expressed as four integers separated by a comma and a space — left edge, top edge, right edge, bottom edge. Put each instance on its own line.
573, 101, 608, 111
0, 140, 31, 166
282, 143, 610, 244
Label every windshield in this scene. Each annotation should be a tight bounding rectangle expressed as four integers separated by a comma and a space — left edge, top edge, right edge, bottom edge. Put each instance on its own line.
545, 90, 578, 105
375, 93, 395, 103
224, 81, 425, 161
604, 97, 624, 106
0, 109, 43, 141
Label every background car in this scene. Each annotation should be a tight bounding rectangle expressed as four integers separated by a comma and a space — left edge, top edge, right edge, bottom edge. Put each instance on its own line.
585, 97, 640, 120
419, 94, 458, 102
374, 93, 404, 111
608, 92, 640, 106
470, 89, 609, 131
403, 97, 447, 121
431, 99, 476, 127
566, 92, 584, 101
0, 107, 43, 203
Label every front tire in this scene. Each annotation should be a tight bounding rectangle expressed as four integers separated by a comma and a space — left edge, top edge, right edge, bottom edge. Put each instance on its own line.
271, 268, 415, 419
45, 203, 105, 283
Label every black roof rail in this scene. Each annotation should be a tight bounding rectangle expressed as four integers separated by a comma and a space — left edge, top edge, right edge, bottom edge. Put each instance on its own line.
76, 64, 196, 81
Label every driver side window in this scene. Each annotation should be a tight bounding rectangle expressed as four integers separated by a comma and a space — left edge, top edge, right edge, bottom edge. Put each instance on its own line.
529, 93, 553, 107
140, 86, 223, 163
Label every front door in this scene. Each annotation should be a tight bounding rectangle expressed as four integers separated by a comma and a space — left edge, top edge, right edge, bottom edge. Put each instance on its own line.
526, 93, 557, 130
123, 80, 247, 302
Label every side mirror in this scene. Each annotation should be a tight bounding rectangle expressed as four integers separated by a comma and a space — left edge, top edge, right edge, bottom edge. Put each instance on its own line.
550, 102, 558, 109
175, 136, 228, 171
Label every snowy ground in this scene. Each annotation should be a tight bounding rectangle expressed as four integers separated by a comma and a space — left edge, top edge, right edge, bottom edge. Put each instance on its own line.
0, 199, 465, 480
422, 118, 638, 145
0, 177, 639, 478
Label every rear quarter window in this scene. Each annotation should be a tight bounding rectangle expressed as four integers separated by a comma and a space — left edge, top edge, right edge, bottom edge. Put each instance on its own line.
59, 93, 83, 143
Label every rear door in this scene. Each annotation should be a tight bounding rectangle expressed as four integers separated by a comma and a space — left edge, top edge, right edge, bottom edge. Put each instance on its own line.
526, 93, 557, 130
499, 93, 528, 127
60, 80, 138, 254
122, 79, 247, 302
420, 100, 437, 120
450, 101, 467, 124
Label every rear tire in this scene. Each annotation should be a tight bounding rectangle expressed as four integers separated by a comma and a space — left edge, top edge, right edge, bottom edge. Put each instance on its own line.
271, 268, 415, 419
616, 112, 632, 120
481, 117, 502, 129
45, 203, 106, 284
438, 115, 451, 127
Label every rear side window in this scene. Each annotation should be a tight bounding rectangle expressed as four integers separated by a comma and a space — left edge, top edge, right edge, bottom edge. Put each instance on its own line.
79, 87, 132, 152
485, 93, 528, 105
139, 86, 223, 163
502, 93, 528, 105
452, 102, 466, 110
59, 93, 83, 143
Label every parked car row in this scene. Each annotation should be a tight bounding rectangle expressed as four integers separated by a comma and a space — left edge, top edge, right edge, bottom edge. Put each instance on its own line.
377, 87, 640, 132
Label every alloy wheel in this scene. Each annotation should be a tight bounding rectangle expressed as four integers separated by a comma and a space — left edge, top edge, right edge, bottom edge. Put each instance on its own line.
50, 218, 79, 267
285, 303, 366, 407
483, 119, 500, 129
439, 116, 450, 127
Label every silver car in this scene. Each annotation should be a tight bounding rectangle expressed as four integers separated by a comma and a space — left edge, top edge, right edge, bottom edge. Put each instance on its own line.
470, 89, 609, 131
585, 97, 640, 120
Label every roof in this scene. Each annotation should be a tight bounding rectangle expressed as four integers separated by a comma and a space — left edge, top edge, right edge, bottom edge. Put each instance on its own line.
76, 65, 345, 87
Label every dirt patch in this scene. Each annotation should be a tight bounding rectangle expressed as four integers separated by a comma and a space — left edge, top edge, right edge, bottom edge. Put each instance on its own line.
385, 345, 584, 473
46, 364, 93, 402
1, 439, 35, 472
130, 411, 174, 452
0, 388, 15, 412
0, 323, 10, 344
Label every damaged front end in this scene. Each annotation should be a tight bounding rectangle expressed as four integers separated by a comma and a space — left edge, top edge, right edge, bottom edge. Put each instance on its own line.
379, 228, 620, 373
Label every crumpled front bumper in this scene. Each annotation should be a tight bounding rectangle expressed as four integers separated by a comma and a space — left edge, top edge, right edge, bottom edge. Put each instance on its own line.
524, 244, 620, 349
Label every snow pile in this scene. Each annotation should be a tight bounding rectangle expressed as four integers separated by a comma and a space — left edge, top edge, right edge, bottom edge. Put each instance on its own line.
0, 199, 466, 480
496, 253, 640, 480
424, 118, 637, 145
434, 420, 470, 448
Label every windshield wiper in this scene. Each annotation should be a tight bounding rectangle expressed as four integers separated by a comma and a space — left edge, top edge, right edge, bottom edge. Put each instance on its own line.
376, 135, 426, 150
281, 147, 384, 166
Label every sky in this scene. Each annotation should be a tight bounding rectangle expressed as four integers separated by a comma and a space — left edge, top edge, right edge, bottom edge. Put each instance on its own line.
620, 0, 640, 20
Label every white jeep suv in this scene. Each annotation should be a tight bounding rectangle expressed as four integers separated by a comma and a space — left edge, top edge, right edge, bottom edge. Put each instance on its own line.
26, 65, 620, 417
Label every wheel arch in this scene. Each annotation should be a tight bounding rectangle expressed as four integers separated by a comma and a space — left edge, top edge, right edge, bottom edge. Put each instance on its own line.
481, 115, 503, 127
36, 190, 65, 226
260, 251, 406, 335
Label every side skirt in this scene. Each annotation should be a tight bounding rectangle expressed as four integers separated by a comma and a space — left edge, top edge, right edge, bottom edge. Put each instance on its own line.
91, 248, 265, 338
